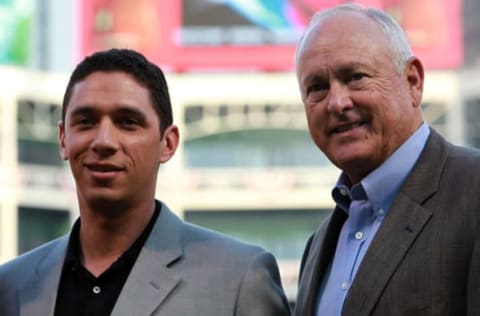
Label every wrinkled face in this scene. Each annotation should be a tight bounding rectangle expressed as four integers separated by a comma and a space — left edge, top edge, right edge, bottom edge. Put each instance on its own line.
296, 12, 423, 184
59, 71, 178, 209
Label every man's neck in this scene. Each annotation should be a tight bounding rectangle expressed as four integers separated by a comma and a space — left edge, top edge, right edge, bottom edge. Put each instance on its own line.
78, 199, 155, 277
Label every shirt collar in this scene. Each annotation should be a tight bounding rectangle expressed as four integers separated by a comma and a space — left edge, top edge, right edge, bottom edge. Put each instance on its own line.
332, 122, 430, 216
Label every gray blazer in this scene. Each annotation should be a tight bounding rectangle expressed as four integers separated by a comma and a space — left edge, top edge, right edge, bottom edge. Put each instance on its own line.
295, 129, 480, 316
0, 203, 291, 316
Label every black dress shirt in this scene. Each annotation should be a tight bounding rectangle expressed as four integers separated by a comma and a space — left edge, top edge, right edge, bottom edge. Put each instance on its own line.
54, 203, 160, 316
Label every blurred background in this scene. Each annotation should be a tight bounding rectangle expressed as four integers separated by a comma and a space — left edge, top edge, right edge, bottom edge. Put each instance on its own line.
0, 0, 479, 305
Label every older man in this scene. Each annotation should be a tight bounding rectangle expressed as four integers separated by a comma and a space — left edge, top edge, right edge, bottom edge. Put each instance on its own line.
294, 4, 480, 316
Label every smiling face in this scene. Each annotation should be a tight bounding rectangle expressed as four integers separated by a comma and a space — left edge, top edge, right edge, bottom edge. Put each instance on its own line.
59, 71, 178, 211
296, 11, 424, 184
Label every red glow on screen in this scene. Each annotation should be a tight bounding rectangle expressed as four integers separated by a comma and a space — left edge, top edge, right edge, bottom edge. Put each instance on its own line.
80, 0, 462, 71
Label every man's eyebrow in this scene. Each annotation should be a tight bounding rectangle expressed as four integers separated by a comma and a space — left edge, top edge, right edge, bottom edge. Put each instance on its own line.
338, 62, 372, 74
68, 105, 148, 118
302, 64, 370, 86
68, 105, 96, 118
115, 106, 147, 118
302, 73, 326, 87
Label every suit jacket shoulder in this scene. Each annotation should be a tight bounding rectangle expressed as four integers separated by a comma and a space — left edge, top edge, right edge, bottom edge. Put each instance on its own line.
111, 202, 291, 316
295, 129, 480, 316
0, 202, 291, 316
342, 129, 480, 315
0, 235, 69, 315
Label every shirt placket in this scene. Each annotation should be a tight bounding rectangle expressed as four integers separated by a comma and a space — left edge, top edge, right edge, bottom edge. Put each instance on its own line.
343, 199, 372, 290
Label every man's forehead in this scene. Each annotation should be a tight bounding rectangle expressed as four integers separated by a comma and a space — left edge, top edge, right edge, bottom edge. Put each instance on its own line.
306, 10, 385, 45
297, 11, 392, 69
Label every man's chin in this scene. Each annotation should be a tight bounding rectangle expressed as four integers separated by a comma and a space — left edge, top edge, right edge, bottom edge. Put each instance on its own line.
82, 192, 131, 215
331, 154, 378, 183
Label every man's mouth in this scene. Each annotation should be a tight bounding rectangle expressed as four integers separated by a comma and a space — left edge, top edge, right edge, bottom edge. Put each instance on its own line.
85, 163, 123, 172
330, 122, 364, 134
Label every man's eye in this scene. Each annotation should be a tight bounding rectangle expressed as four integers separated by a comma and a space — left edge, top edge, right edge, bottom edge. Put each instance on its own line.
307, 82, 328, 94
119, 117, 140, 127
351, 72, 366, 81
124, 118, 136, 124
75, 118, 94, 126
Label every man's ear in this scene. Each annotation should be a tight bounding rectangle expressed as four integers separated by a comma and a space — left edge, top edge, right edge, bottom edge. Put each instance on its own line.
405, 56, 424, 108
159, 125, 179, 164
58, 121, 69, 160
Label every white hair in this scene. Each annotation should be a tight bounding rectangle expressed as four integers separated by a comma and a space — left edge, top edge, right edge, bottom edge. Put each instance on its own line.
295, 3, 413, 73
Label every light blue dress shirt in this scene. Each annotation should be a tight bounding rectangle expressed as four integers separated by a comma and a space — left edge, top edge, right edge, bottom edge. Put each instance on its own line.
316, 123, 430, 316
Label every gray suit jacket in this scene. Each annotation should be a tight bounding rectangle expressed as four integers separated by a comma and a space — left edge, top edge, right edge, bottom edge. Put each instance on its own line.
295, 129, 480, 316
0, 202, 291, 316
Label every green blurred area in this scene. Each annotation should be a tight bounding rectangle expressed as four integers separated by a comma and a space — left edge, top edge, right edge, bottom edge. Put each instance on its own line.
0, 0, 32, 65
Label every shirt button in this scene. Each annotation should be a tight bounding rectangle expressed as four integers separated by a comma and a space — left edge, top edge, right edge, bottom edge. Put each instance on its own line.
339, 188, 348, 196
355, 231, 363, 240
378, 208, 385, 216
92, 286, 101, 294
341, 281, 349, 290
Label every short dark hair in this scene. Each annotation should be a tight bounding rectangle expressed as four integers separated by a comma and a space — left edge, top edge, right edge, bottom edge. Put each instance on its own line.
61, 48, 173, 135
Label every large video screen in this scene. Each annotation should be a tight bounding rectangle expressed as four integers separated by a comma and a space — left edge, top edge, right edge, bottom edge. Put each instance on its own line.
180, 0, 322, 47
80, 0, 462, 71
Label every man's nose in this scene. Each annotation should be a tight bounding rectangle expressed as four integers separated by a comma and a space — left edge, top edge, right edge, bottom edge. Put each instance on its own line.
326, 82, 354, 114
90, 119, 119, 155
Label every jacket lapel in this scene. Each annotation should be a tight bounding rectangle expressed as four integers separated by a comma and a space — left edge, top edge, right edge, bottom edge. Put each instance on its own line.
19, 237, 69, 316
343, 129, 449, 315
295, 208, 347, 316
342, 193, 432, 315
111, 204, 183, 316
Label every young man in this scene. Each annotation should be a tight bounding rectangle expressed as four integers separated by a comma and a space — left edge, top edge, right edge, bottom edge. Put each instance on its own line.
0, 49, 291, 316
294, 4, 480, 316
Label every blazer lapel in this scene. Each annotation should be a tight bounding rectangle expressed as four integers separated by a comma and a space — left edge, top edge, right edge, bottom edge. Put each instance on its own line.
19, 237, 69, 316
342, 193, 432, 315
111, 204, 183, 316
343, 129, 449, 316
295, 208, 347, 316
